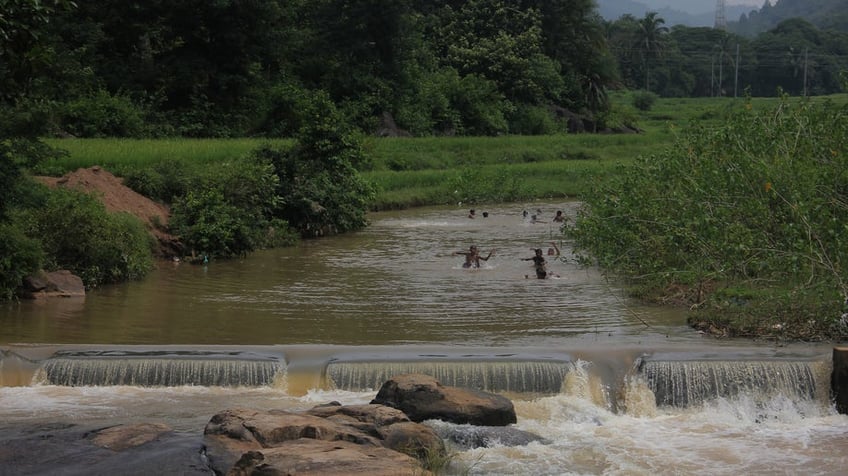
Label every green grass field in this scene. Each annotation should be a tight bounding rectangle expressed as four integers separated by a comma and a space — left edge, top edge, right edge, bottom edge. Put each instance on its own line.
42, 94, 845, 210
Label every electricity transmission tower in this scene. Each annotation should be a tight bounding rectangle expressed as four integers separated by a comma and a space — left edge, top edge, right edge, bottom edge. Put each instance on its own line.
714, 0, 727, 30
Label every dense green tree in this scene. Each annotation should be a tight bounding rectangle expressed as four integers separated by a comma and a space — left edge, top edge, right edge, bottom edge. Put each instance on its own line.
750, 18, 847, 96
634, 12, 669, 92
533, 0, 619, 113
292, 0, 413, 130
258, 92, 374, 237
732, 0, 848, 37
432, 0, 562, 107
10, 0, 848, 138
667, 27, 753, 97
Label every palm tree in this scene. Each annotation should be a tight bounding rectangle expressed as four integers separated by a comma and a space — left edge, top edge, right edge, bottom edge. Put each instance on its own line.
635, 12, 668, 92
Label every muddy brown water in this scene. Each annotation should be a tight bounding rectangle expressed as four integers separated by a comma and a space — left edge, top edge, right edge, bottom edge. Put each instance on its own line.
1, 202, 845, 475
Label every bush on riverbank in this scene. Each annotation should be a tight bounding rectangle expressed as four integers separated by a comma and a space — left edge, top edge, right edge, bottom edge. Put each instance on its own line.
567, 96, 848, 341
14, 185, 155, 289
170, 93, 372, 257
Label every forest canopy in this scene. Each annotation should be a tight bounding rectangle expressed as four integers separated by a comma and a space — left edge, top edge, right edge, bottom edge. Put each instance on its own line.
2, 0, 847, 139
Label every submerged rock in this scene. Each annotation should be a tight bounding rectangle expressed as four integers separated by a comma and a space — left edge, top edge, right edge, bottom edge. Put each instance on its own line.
89, 422, 172, 451
425, 420, 549, 449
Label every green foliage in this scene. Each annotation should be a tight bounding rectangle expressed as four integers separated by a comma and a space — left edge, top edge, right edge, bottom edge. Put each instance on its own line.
632, 90, 658, 111
254, 93, 375, 236
170, 188, 256, 259
59, 90, 144, 138
0, 222, 44, 300
0, 138, 67, 216
19, 187, 153, 288
122, 158, 192, 203
447, 166, 529, 205
393, 67, 511, 136
395, 67, 463, 136
567, 97, 848, 332
0, 0, 77, 101
508, 105, 561, 135
690, 286, 845, 340
170, 155, 283, 258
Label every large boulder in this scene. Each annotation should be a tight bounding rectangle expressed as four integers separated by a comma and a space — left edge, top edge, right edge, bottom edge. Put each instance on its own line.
18, 270, 85, 299
370, 373, 517, 426
204, 405, 444, 476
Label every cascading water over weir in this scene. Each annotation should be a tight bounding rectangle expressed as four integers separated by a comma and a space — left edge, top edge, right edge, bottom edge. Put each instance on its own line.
1, 345, 841, 411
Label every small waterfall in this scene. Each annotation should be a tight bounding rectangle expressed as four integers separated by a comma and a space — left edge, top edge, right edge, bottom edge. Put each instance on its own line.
638, 359, 829, 407
36, 357, 286, 387
326, 359, 570, 394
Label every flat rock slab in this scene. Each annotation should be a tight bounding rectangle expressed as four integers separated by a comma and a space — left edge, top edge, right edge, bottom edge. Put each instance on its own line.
0, 423, 208, 475
227, 439, 424, 476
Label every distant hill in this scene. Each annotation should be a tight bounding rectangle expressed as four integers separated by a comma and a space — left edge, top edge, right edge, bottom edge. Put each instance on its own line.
730, 0, 848, 35
596, 0, 756, 27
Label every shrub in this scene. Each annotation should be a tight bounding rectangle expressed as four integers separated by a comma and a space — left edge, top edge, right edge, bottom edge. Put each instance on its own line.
60, 90, 144, 138
632, 90, 658, 111
508, 105, 561, 135
567, 97, 848, 333
122, 158, 192, 203
20, 187, 153, 287
0, 222, 43, 300
253, 93, 375, 237
170, 156, 282, 258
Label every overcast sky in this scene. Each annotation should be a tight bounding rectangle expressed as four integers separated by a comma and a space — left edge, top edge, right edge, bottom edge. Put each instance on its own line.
728, 0, 772, 5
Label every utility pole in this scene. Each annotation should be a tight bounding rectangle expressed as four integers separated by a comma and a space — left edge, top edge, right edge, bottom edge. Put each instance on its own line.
803, 47, 808, 97
734, 44, 740, 98
714, 0, 727, 30
711, 56, 715, 97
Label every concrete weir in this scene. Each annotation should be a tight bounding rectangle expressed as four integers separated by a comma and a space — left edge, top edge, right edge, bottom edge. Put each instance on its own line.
638, 358, 828, 407
4, 345, 848, 412
832, 347, 848, 413
326, 359, 571, 394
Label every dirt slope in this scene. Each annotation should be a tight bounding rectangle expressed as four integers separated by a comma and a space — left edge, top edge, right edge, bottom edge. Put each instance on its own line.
37, 166, 181, 257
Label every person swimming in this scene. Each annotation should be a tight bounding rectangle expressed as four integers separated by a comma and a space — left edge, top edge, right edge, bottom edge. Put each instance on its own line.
454, 245, 494, 268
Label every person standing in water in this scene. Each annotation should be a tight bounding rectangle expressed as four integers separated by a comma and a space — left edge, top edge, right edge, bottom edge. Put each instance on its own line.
553, 210, 565, 223
522, 248, 547, 278
454, 245, 494, 268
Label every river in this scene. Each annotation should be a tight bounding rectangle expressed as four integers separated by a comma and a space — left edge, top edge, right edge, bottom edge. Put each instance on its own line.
1, 202, 846, 475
